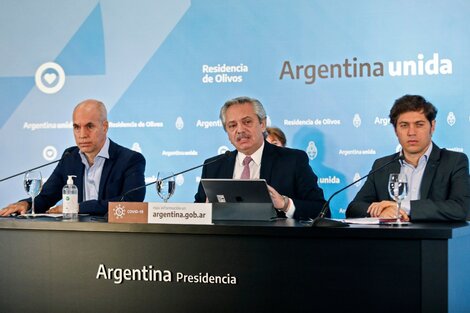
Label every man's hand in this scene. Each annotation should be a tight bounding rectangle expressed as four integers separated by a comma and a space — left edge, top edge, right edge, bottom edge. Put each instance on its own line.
367, 200, 397, 217
267, 185, 289, 212
47, 205, 63, 214
367, 201, 409, 221
0, 201, 30, 216
378, 206, 410, 221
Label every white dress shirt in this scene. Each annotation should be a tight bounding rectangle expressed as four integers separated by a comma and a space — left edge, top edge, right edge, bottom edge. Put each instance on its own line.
232, 142, 296, 218
233, 143, 263, 180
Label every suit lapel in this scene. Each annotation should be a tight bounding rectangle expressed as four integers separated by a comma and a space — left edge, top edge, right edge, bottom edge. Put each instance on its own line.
98, 140, 116, 199
260, 141, 275, 182
221, 150, 237, 178
420, 144, 440, 198
74, 154, 85, 203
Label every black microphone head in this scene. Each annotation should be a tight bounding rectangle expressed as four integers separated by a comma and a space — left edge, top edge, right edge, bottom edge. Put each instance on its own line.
62, 150, 72, 158
223, 150, 232, 158
396, 152, 405, 162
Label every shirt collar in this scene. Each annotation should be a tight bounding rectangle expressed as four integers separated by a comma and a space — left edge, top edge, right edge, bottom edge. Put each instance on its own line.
422, 142, 433, 161
79, 137, 110, 166
400, 142, 432, 167
237, 141, 264, 166
98, 137, 110, 159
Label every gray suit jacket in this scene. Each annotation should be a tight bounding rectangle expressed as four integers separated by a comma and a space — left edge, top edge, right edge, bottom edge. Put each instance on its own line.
346, 143, 470, 221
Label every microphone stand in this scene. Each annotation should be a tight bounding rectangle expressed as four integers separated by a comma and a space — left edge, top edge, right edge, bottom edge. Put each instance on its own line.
120, 151, 232, 201
312, 153, 402, 227
0, 153, 69, 182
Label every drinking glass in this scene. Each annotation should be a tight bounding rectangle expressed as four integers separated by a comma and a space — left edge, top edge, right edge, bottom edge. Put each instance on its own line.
388, 173, 408, 224
156, 172, 175, 202
24, 170, 43, 215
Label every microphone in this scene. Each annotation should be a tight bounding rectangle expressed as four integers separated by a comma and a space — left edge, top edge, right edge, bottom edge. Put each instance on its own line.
0, 151, 71, 183
312, 152, 403, 227
120, 150, 232, 201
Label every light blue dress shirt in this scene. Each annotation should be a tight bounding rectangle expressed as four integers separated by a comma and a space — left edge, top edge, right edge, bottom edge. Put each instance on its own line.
79, 138, 110, 201
399, 143, 433, 214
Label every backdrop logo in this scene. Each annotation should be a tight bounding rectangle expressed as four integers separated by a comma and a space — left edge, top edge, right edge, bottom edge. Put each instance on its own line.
131, 142, 142, 153
353, 173, 362, 187
35, 62, 66, 94
266, 116, 272, 127
42, 145, 57, 161
176, 174, 184, 186
447, 112, 456, 126
279, 53, 452, 85
306, 141, 318, 160
353, 114, 362, 128
175, 117, 184, 130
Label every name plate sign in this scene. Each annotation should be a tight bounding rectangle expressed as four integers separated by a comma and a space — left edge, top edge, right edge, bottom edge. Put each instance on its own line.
108, 202, 212, 225
148, 202, 212, 225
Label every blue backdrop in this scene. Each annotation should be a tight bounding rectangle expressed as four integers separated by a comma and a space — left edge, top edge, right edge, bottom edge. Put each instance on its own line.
1, 0, 469, 218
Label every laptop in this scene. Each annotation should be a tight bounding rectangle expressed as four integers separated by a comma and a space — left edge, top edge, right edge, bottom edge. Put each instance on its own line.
201, 179, 277, 221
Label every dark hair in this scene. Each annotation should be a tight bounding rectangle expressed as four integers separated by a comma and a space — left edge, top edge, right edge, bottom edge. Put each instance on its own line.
266, 127, 287, 147
389, 95, 437, 128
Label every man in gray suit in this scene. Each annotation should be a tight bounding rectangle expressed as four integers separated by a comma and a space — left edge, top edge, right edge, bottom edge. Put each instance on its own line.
347, 95, 470, 222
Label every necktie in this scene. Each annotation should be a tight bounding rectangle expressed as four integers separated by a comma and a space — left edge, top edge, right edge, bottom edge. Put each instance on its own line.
241, 156, 252, 179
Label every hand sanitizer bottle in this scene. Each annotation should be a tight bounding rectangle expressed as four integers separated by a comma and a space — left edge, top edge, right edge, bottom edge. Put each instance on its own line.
63, 175, 78, 220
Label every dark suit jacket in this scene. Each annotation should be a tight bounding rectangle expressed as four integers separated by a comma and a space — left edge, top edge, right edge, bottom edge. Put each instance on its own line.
194, 141, 326, 219
346, 143, 470, 221
24, 140, 146, 216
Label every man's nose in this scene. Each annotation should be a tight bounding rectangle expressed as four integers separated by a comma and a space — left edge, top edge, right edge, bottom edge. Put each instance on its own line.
407, 125, 416, 135
236, 124, 246, 133
79, 128, 88, 138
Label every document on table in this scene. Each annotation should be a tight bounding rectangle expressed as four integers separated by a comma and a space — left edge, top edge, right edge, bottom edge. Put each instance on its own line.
343, 218, 411, 225
343, 218, 381, 225
17, 213, 63, 218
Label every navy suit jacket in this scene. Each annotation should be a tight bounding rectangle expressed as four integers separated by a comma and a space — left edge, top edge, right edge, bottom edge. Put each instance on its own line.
195, 141, 326, 219
346, 143, 470, 221
24, 140, 146, 216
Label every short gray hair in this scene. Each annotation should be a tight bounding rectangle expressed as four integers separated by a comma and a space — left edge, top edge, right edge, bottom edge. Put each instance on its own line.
219, 96, 267, 131
74, 99, 108, 122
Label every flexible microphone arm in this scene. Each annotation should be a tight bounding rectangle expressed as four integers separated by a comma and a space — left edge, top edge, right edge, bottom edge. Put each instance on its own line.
120, 150, 232, 201
312, 153, 403, 227
0, 151, 71, 183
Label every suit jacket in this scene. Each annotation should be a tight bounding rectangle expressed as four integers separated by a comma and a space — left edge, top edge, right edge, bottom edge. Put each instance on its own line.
25, 139, 146, 216
194, 141, 326, 219
346, 143, 470, 221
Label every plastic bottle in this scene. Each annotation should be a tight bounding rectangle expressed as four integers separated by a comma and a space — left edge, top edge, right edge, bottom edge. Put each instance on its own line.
63, 175, 78, 220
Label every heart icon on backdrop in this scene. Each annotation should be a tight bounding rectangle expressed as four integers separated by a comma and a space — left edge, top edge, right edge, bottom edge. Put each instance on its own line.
35, 62, 65, 94
43, 73, 57, 85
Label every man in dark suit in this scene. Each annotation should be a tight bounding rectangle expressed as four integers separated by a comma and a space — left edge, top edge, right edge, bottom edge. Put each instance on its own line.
194, 96, 326, 220
346, 95, 470, 222
0, 99, 146, 216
